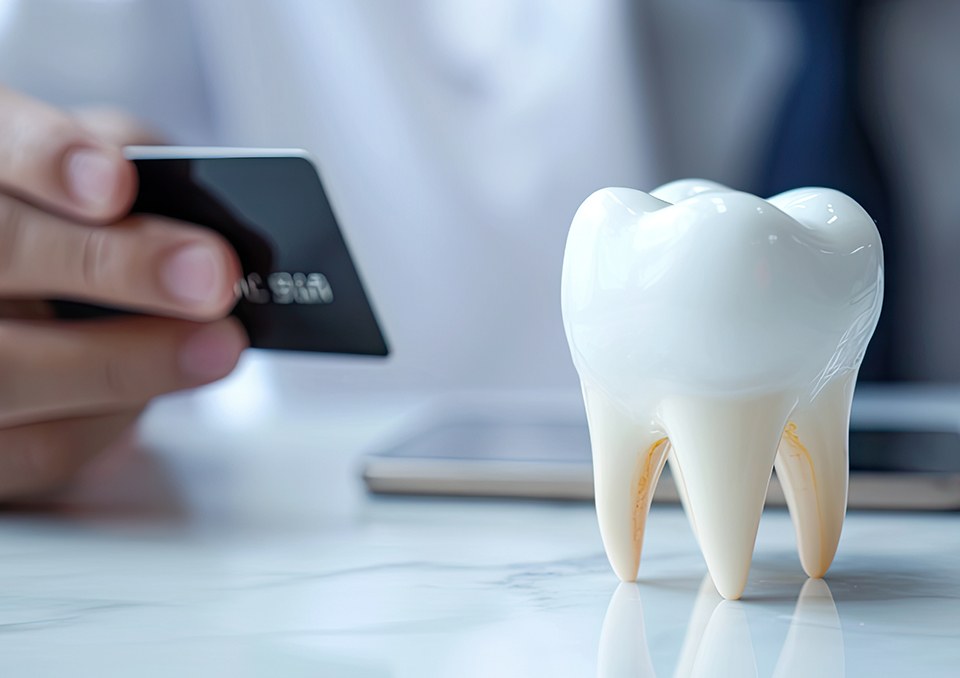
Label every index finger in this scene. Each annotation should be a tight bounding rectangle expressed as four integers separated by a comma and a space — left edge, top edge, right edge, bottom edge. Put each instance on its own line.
0, 86, 137, 223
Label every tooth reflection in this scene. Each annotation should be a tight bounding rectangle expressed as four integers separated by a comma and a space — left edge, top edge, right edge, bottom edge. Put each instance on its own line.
597, 579, 844, 678
597, 584, 656, 678
671, 576, 755, 678
773, 579, 845, 678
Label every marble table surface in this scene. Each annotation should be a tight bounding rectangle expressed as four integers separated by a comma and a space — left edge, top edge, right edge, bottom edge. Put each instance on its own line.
1, 359, 958, 677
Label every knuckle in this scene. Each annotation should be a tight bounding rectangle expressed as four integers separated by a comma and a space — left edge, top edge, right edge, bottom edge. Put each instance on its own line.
98, 351, 139, 402
78, 227, 115, 293
76, 107, 161, 146
0, 197, 27, 284
4, 432, 75, 495
26, 446, 74, 490
2, 108, 76, 171
0, 323, 22, 413
36, 116, 80, 158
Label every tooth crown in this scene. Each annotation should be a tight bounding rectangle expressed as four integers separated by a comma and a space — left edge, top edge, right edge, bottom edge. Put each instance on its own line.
562, 180, 883, 599
562, 182, 883, 404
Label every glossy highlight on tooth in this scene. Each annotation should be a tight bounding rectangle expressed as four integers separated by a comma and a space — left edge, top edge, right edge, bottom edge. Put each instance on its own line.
562, 179, 883, 599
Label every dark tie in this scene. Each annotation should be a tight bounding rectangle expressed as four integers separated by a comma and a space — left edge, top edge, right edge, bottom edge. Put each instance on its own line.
755, 0, 897, 381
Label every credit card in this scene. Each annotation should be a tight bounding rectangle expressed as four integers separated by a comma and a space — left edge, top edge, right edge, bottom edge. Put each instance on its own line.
53, 147, 389, 356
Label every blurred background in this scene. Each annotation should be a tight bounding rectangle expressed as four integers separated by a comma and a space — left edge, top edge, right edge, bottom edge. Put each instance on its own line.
1, 0, 958, 397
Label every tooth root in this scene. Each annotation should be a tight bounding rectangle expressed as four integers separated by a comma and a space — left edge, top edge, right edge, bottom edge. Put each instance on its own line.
774, 374, 855, 579
674, 575, 723, 678
583, 384, 669, 582
667, 451, 698, 541
661, 393, 795, 600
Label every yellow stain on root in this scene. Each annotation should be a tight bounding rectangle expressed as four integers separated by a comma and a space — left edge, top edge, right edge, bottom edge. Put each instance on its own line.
630, 437, 668, 577
781, 421, 829, 577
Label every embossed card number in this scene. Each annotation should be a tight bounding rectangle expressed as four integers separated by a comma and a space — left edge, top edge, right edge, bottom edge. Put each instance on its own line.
238, 272, 335, 305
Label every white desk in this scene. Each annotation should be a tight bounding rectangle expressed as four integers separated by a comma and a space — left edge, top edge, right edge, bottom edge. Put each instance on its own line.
0, 361, 958, 677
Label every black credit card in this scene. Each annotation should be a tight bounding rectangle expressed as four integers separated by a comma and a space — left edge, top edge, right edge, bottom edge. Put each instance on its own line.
53, 147, 389, 356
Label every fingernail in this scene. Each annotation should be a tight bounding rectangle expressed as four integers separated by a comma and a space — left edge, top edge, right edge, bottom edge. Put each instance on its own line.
161, 243, 224, 307
179, 321, 246, 381
65, 147, 120, 210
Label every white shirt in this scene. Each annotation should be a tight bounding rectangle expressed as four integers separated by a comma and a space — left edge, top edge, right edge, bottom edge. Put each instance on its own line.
1, 0, 957, 392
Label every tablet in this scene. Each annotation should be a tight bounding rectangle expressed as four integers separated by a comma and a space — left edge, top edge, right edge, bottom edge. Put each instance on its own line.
363, 391, 960, 510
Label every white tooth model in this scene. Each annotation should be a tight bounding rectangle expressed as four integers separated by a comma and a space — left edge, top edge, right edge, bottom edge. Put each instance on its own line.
561, 179, 883, 600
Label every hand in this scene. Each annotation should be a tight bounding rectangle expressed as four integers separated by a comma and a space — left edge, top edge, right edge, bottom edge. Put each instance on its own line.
0, 87, 247, 500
